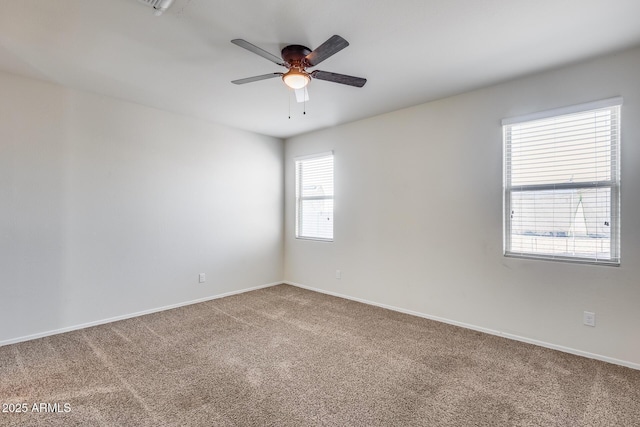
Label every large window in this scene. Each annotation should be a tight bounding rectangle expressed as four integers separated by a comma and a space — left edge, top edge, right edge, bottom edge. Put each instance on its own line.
503, 98, 621, 265
295, 152, 334, 241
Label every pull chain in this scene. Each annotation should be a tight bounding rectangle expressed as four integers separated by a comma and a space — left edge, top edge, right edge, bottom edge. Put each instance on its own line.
287, 88, 309, 118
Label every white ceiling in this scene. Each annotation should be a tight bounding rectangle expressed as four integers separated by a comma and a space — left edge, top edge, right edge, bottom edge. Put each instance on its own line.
1, 0, 640, 139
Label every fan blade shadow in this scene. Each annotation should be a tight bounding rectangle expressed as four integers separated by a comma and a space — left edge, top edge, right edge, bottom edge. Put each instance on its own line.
295, 88, 309, 103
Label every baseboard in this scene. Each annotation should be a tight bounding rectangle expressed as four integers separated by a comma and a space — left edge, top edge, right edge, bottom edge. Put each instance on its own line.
284, 281, 640, 371
0, 281, 282, 348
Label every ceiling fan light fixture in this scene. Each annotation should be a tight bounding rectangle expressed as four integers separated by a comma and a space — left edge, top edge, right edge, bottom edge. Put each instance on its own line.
282, 70, 310, 89
231, 36, 367, 90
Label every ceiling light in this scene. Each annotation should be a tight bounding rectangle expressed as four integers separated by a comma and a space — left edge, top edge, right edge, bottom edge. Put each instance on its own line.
282, 70, 310, 89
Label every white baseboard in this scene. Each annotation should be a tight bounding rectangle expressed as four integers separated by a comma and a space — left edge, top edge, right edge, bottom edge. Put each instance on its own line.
0, 281, 282, 348
284, 281, 640, 371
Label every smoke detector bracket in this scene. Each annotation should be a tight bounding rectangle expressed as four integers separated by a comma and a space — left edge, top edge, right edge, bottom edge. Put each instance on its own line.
137, 0, 175, 16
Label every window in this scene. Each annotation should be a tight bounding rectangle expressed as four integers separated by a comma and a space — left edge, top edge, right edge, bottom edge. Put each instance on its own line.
295, 152, 334, 241
503, 98, 621, 265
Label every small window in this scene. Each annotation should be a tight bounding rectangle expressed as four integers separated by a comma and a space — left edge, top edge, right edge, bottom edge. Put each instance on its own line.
503, 98, 621, 265
295, 152, 334, 241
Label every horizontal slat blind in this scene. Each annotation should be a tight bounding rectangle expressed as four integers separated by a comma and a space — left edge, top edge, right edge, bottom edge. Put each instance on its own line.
504, 103, 621, 264
295, 153, 334, 241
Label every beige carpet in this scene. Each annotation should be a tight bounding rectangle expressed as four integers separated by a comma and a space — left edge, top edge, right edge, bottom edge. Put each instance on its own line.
1, 284, 638, 426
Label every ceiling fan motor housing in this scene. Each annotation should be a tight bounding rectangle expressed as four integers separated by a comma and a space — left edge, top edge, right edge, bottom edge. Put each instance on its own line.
280, 45, 313, 88
281, 45, 312, 68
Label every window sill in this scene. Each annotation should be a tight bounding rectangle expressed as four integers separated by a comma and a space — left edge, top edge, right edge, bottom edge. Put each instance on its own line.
504, 252, 620, 267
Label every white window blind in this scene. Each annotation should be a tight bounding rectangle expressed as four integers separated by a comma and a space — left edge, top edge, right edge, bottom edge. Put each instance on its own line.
503, 98, 621, 265
295, 152, 334, 241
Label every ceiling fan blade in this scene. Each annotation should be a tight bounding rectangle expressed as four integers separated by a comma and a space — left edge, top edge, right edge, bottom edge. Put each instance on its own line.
231, 39, 285, 66
231, 73, 282, 85
305, 35, 349, 67
311, 70, 367, 87
295, 88, 309, 103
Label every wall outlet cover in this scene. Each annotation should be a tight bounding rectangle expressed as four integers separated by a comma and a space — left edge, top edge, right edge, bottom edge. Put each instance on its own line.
583, 311, 596, 327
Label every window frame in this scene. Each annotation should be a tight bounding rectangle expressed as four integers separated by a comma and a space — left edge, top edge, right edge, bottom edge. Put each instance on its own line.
502, 98, 622, 266
294, 151, 334, 242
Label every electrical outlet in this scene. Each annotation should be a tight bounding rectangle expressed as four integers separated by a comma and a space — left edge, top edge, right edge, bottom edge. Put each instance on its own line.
583, 311, 596, 327
335, 269, 341, 279
198, 273, 206, 283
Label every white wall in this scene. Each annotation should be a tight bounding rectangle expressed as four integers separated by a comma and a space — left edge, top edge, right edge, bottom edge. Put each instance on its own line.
284, 47, 640, 367
0, 71, 283, 344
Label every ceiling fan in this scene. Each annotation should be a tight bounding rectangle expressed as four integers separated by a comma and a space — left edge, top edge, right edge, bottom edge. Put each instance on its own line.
230, 35, 367, 100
